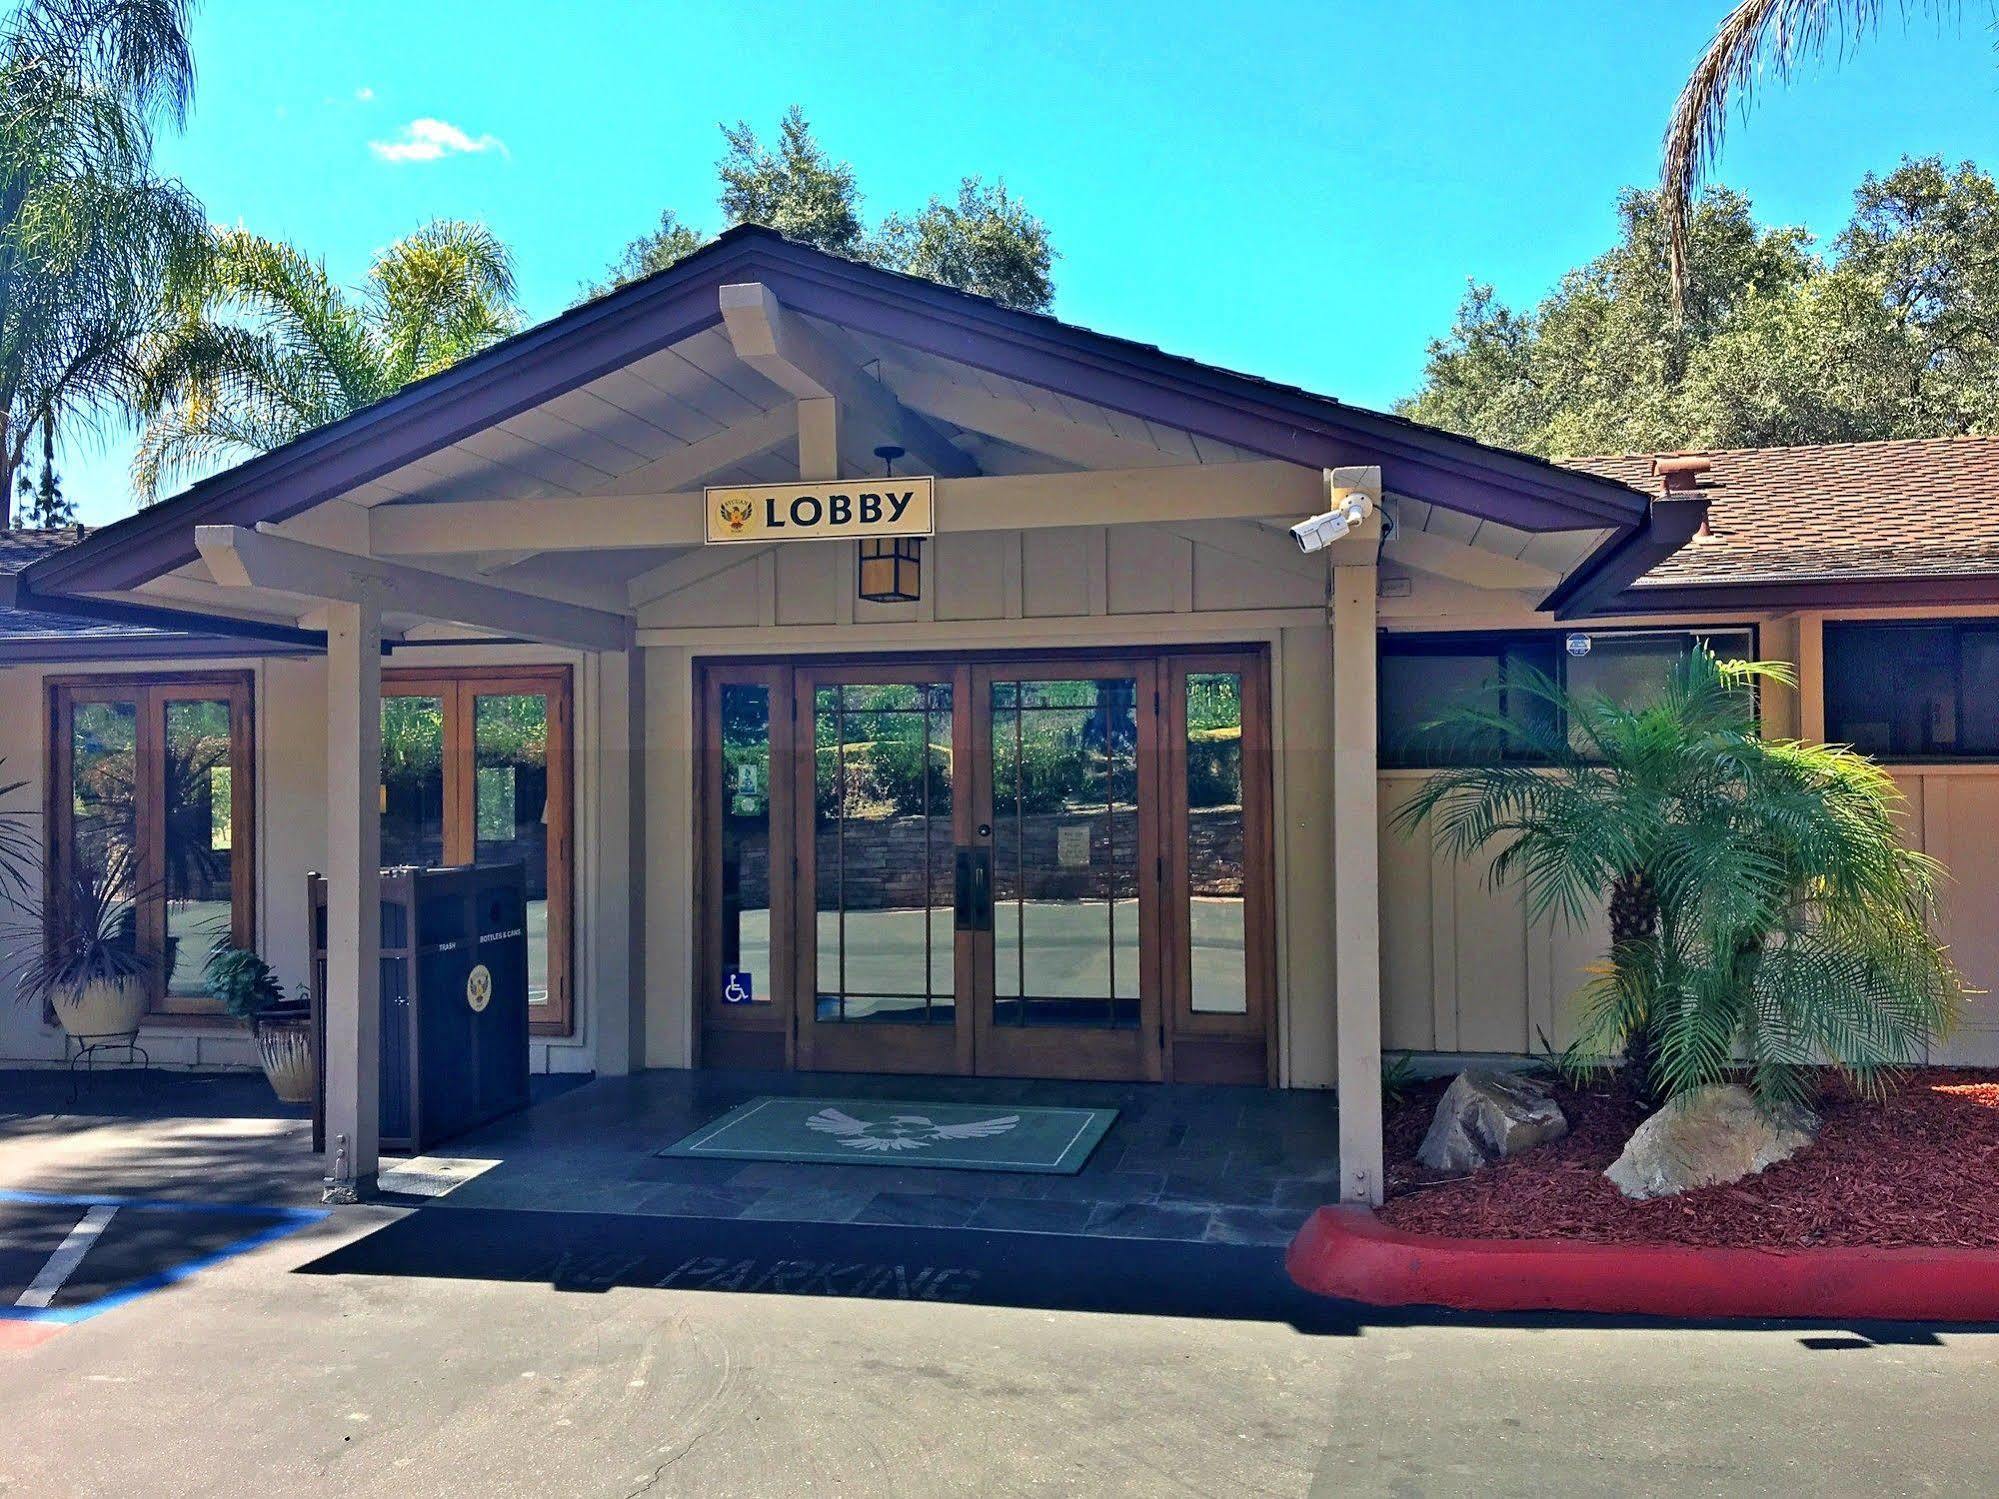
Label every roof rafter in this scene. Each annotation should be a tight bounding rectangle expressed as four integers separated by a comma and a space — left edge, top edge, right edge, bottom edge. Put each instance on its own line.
195, 525, 634, 652
719, 282, 978, 479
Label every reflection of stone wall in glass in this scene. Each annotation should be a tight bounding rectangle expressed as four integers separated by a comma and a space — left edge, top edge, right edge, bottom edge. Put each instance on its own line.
1187, 673, 1248, 1015
776, 806, 1245, 910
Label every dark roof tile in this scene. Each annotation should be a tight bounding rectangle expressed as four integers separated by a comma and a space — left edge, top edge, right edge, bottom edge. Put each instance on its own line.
1566, 436, 1999, 589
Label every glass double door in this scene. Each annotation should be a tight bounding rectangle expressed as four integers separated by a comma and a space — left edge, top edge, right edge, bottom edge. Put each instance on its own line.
718, 658, 1161, 1080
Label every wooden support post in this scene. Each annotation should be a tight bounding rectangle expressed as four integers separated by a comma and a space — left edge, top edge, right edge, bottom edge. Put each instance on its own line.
590, 648, 645, 1077
322, 597, 383, 1202
1797, 611, 1827, 742
1332, 553, 1384, 1206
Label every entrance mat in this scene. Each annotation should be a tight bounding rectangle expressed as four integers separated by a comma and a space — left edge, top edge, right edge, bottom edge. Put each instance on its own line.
660, 1097, 1117, 1174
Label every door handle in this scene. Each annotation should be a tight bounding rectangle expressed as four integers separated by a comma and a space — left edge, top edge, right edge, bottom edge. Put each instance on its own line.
954, 846, 992, 932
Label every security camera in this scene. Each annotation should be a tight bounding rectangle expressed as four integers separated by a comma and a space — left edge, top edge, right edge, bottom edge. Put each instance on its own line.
1290, 493, 1375, 554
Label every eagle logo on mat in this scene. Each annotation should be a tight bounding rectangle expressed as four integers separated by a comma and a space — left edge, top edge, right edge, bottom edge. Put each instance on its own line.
805, 1108, 1021, 1152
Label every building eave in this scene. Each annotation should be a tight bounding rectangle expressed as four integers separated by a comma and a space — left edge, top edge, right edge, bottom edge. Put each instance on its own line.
1539, 495, 1710, 619
22, 228, 1652, 603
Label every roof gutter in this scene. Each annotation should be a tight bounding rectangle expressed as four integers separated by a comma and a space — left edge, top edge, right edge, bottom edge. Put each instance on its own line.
0, 571, 328, 650
1595, 570, 1999, 614
1538, 495, 1710, 620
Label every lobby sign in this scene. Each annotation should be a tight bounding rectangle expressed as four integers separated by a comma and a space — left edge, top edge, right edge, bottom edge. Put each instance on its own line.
704, 478, 935, 545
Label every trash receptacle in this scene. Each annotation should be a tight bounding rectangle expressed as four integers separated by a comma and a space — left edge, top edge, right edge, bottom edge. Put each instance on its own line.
310, 861, 531, 1154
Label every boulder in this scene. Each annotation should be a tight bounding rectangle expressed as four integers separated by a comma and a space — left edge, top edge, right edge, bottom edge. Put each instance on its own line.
1605, 1084, 1817, 1201
1417, 1068, 1569, 1172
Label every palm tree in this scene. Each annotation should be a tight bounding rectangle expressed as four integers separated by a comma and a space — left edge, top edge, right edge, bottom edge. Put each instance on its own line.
131, 219, 520, 500
1392, 648, 1961, 1110
1662, 1, 1958, 313
0, 0, 209, 517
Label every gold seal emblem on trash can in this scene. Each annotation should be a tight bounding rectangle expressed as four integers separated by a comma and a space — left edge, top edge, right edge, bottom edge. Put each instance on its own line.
466, 962, 493, 1013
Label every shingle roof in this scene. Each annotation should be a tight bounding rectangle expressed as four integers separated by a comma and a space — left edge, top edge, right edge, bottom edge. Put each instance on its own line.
0, 527, 261, 654
1566, 436, 1999, 590
0, 527, 157, 642
0, 525, 89, 571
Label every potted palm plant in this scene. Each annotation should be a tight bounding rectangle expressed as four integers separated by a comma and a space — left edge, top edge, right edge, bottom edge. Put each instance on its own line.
16, 847, 159, 1041
205, 943, 313, 1103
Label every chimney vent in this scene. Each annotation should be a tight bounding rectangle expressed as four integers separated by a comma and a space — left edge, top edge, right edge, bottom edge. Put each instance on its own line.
1651, 454, 1712, 494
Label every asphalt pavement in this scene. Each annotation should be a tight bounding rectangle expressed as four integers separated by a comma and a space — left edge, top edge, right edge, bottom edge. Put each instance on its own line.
4, 1079, 1996, 1497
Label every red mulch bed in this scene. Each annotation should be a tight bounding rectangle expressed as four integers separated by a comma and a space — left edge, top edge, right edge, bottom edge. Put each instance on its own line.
1379, 1069, 1999, 1250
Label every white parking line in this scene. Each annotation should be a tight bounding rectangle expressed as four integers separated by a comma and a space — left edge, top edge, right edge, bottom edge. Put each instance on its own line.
15, 1205, 118, 1309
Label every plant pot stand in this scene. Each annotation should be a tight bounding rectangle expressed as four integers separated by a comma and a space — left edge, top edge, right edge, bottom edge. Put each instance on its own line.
61, 1029, 150, 1109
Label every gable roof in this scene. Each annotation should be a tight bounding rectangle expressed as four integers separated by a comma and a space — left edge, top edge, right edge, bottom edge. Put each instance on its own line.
1567, 435, 1999, 609
19, 225, 1654, 604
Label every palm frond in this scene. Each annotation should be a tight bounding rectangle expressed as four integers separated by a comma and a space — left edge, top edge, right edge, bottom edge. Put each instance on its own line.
131, 219, 521, 498
1396, 642, 1963, 1109
1662, 0, 1905, 315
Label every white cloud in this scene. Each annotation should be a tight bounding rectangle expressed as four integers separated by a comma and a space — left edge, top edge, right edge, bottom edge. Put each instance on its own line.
369, 117, 507, 164
355, 86, 374, 102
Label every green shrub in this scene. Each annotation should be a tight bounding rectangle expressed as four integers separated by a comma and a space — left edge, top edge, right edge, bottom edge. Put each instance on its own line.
205, 944, 287, 1021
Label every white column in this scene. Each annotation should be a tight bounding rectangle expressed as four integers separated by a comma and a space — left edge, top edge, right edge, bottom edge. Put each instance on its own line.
590, 648, 645, 1077
643, 644, 696, 1068
322, 598, 382, 1201
1332, 556, 1384, 1206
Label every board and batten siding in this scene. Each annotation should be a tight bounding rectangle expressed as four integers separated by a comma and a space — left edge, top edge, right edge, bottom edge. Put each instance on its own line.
1377, 770, 1607, 1061
1377, 761, 1999, 1068
1885, 766, 1999, 1065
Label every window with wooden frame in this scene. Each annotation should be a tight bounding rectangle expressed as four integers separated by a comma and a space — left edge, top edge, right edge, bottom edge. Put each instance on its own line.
48, 672, 256, 1019
381, 666, 574, 1036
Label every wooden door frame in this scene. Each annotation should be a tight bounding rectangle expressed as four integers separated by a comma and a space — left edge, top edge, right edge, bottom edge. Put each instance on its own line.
971, 656, 1164, 1082
790, 660, 973, 1076
693, 663, 795, 1067
690, 644, 1276, 1085
1162, 650, 1277, 1084
382, 665, 574, 1037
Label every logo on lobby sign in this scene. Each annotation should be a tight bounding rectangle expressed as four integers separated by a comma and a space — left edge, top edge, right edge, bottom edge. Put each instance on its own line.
717, 497, 754, 535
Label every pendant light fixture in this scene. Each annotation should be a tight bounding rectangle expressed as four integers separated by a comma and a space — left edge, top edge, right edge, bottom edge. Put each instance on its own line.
856, 444, 921, 603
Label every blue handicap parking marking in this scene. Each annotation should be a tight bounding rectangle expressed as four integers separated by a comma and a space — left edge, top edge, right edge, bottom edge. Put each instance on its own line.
0, 1188, 326, 1327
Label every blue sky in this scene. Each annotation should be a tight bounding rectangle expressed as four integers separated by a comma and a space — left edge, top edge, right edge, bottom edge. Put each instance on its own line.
55, 0, 1999, 524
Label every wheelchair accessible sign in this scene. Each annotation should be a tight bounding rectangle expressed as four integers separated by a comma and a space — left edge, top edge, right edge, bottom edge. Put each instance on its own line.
723, 969, 759, 1005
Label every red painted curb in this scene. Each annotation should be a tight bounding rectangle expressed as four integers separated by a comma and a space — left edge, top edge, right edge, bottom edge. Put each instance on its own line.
0, 1322, 63, 1353
1285, 1205, 1999, 1322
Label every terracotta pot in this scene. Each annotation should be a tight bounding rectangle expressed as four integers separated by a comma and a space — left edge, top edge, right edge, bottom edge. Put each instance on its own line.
255, 1014, 316, 1104
50, 977, 147, 1040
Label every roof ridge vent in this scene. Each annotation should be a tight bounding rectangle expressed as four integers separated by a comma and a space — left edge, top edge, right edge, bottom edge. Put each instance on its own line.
1651, 454, 1713, 494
